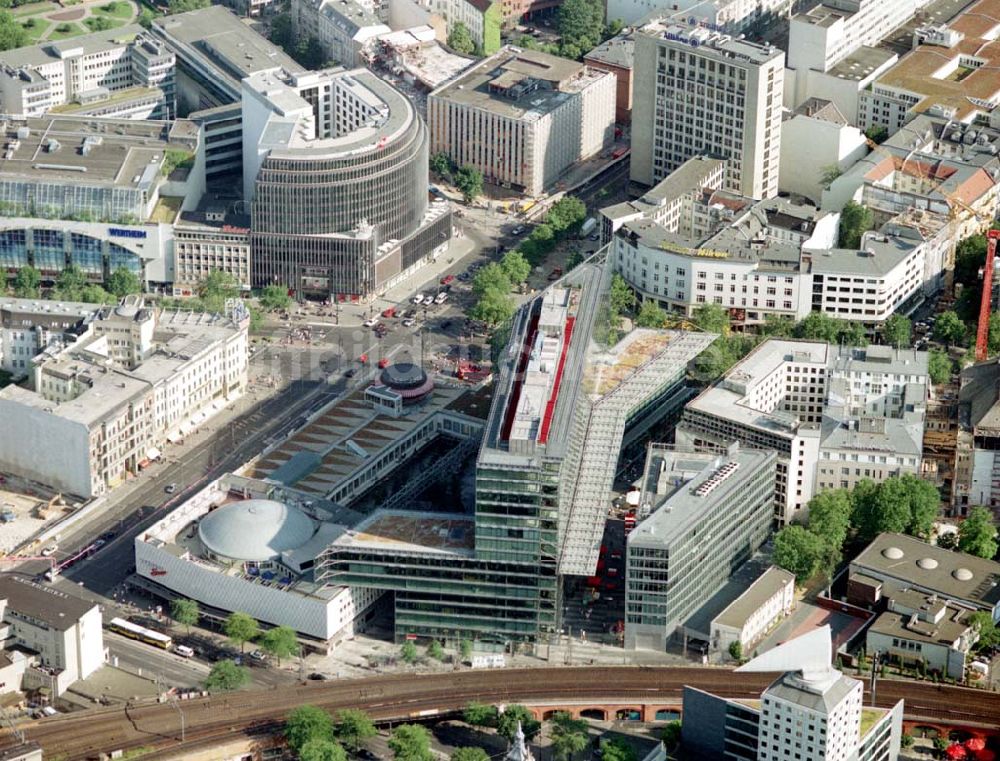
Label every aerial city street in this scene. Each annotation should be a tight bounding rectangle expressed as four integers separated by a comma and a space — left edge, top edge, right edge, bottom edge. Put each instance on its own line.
0, 0, 999, 758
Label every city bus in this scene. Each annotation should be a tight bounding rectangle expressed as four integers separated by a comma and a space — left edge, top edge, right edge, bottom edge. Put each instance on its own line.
107, 617, 173, 650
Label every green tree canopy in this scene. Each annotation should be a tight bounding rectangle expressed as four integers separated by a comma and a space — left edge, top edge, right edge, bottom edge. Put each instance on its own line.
558, 0, 604, 55
459, 639, 473, 661
223, 612, 259, 653
838, 201, 874, 248
550, 711, 589, 761
882, 314, 911, 348
106, 267, 142, 299
958, 506, 998, 559
447, 21, 476, 55
259, 284, 292, 311
693, 303, 729, 334
199, 270, 240, 313
260, 625, 299, 664
773, 525, 825, 583
601, 738, 637, 761
270, 12, 294, 49
470, 288, 515, 328
299, 739, 346, 761
545, 196, 587, 235
285, 705, 334, 753
472, 262, 512, 298
169, 598, 198, 633
728, 641, 743, 661
635, 300, 668, 328
400, 639, 418, 663
0, 10, 28, 51
497, 705, 540, 742
426, 640, 445, 660
851, 475, 939, 541
168, 0, 210, 12
333, 709, 376, 753
934, 310, 967, 346
969, 611, 1000, 650
760, 314, 795, 337
795, 311, 840, 343
807, 489, 853, 552
928, 349, 953, 384
51, 265, 89, 302
205, 659, 250, 691
455, 165, 484, 203
388, 724, 433, 761
500, 249, 531, 285
609, 273, 635, 316
463, 702, 498, 727
661, 720, 682, 751
451, 749, 489, 761
13, 265, 41, 299
430, 152, 454, 180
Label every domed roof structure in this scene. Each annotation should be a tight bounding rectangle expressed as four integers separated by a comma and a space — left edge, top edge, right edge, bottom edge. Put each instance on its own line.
198, 499, 315, 562
378, 361, 434, 402
881, 546, 904, 560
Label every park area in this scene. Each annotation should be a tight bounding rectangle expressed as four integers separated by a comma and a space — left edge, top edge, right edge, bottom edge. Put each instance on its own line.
12, 0, 137, 44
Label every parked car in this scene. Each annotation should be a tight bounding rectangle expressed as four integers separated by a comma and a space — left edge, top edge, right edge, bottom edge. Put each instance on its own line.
363, 317, 378, 327
440, 274, 455, 285
165, 483, 177, 494
412, 294, 425, 305
402, 318, 416, 327
249, 650, 266, 662
41, 544, 58, 557
512, 226, 526, 235
307, 672, 329, 681
434, 292, 448, 304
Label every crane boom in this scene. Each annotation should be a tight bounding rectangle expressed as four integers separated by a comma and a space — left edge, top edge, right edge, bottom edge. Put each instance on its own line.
975, 230, 1000, 362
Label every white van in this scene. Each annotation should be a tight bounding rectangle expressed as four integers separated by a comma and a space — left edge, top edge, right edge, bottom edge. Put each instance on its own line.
174, 644, 195, 658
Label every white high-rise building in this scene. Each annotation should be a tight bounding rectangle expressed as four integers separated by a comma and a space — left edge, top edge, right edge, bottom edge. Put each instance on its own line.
630, 19, 784, 200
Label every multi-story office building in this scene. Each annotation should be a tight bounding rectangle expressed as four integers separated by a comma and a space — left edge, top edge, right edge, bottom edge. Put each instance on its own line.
583, 34, 634, 124
631, 20, 784, 200
608, 0, 792, 30
785, 0, 931, 110
683, 627, 904, 761
0, 28, 175, 119
427, 47, 616, 197
172, 208, 252, 293
0, 296, 248, 497
0, 575, 104, 696
244, 67, 451, 299
857, 0, 1000, 134
293, 0, 390, 68
677, 341, 929, 524
0, 298, 95, 379
426, 0, 501, 56
625, 445, 777, 650
317, 261, 716, 647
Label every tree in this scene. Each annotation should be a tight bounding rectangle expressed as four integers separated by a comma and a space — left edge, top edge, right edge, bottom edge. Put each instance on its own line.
388, 724, 433, 761
80, 283, 113, 304
454, 165, 483, 203
550, 712, 589, 761
500, 250, 531, 285
87, 15, 115, 31
837, 201, 874, 248
901, 733, 914, 750
459, 639, 473, 661
937, 530, 958, 550
601, 738, 637, 761
928, 349, 953, 385
430, 152, 454, 181
169, 598, 198, 633
883, 314, 911, 348
333, 709, 376, 753
426, 640, 445, 661
807, 489, 853, 553
497, 706, 540, 742
969, 611, 1000, 650
545, 196, 587, 235
270, 12, 294, 48
205, 659, 251, 691
0, 10, 27, 51
728, 640, 743, 661
558, 0, 604, 56
820, 164, 842, 188
760, 314, 795, 337
260, 625, 299, 665
958, 506, 998, 559
795, 311, 840, 343
463, 702, 498, 727
52, 265, 89, 302
635, 300, 668, 328
12, 265, 41, 298
294, 36, 327, 70
451, 749, 489, 761
609, 273, 635, 316
447, 21, 476, 55
300, 739, 347, 761
138, 7, 157, 28
106, 267, 141, 298
934, 310, 967, 346
223, 612, 259, 653
400, 639, 418, 664
865, 125, 889, 144
469, 288, 515, 328
472, 262, 512, 298
168, 0, 210, 12
837, 320, 868, 347
693, 303, 729, 335
773, 525, 825, 582
286, 706, 335, 753
259, 284, 292, 312
661, 720, 682, 751
199, 270, 240, 313
851, 474, 939, 541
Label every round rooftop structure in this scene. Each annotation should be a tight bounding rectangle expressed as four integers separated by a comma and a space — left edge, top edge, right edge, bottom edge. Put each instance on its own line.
881, 546, 904, 560
379, 362, 434, 402
198, 499, 315, 562
953, 567, 974, 581
917, 557, 938, 570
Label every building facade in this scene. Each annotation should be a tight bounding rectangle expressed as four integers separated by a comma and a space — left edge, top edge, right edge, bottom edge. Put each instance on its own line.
710, 566, 795, 654
293, 0, 390, 68
631, 19, 784, 200
428, 0, 501, 56
427, 47, 616, 197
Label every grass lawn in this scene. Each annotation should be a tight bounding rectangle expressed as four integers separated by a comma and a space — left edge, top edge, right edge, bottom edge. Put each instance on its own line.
47, 21, 85, 39
19, 16, 52, 42
11, 1, 57, 17
95, 1, 135, 19
85, 15, 128, 31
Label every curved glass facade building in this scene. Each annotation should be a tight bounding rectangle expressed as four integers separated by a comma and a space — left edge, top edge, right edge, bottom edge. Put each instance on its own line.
244, 68, 451, 299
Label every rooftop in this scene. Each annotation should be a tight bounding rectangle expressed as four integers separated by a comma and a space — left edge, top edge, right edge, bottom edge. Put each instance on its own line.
806, 235, 918, 277
851, 533, 1000, 608
584, 35, 635, 70
333, 510, 475, 556
0, 25, 143, 69
712, 566, 796, 630
601, 155, 725, 224
0, 574, 96, 631
638, 19, 784, 65
826, 45, 896, 82
430, 46, 611, 121
869, 605, 973, 648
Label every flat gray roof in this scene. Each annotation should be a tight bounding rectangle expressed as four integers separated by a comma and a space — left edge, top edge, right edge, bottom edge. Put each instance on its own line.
826, 45, 896, 81
0, 25, 144, 69
713, 566, 795, 630
0, 574, 96, 631
584, 35, 634, 69
808, 238, 917, 277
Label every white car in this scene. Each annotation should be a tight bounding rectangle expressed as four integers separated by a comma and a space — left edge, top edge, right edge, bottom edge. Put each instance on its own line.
435, 292, 448, 304
402, 318, 416, 327
363, 317, 378, 327
41, 544, 58, 557
412, 294, 425, 305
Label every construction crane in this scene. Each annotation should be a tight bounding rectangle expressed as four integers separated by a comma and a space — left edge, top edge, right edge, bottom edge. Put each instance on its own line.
975, 229, 1000, 362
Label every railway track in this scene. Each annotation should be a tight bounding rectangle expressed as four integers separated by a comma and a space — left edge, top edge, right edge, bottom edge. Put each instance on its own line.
2, 667, 997, 760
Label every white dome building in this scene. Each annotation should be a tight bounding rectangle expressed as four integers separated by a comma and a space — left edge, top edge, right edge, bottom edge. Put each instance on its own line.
198, 499, 316, 563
